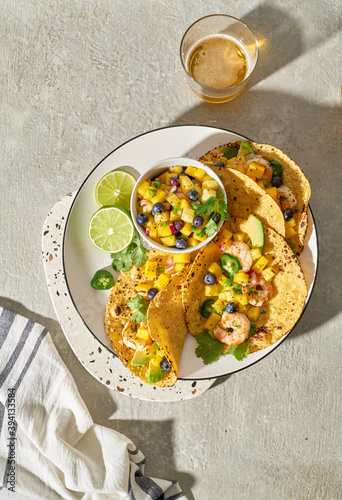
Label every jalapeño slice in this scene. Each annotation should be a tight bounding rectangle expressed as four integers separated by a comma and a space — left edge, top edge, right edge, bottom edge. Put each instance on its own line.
270, 161, 283, 177
200, 299, 216, 319
220, 254, 242, 278
91, 269, 114, 290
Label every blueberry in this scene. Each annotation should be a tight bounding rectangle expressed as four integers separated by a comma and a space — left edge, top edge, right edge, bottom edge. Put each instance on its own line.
193, 215, 204, 227
204, 273, 217, 285
271, 176, 283, 188
175, 238, 187, 249
173, 220, 184, 231
169, 177, 179, 186
151, 202, 164, 216
160, 358, 171, 371
283, 208, 294, 221
147, 287, 159, 300
214, 161, 224, 167
136, 213, 148, 225
225, 302, 238, 313
212, 213, 221, 223
188, 189, 200, 201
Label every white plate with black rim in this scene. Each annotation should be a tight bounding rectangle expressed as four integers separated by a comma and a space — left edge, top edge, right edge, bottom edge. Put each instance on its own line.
63, 125, 318, 382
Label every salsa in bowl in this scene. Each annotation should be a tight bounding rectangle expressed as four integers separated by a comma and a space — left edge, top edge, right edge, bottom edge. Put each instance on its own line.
130, 157, 229, 254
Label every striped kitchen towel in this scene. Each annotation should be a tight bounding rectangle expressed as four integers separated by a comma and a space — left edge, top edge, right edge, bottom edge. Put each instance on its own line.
0, 308, 187, 500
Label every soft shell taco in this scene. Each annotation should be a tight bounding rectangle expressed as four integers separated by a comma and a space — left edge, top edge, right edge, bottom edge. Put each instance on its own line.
200, 141, 311, 255
182, 217, 307, 363
105, 249, 189, 386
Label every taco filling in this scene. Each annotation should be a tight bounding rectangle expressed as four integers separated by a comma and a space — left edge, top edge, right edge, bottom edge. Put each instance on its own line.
200, 140, 311, 254
182, 216, 308, 364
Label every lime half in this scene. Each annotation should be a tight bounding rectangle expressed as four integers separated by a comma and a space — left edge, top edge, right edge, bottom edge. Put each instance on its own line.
95, 170, 136, 209
89, 206, 134, 253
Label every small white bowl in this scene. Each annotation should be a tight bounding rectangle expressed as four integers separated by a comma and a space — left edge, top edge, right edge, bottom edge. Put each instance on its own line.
130, 157, 227, 254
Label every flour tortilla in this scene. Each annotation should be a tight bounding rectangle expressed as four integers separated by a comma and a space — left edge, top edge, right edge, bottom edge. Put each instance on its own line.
105, 249, 188, 387
200, 141, 311, 254
182, 219, 308, 354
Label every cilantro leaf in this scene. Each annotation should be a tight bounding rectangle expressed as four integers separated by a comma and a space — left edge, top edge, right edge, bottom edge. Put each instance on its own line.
195, 331, 224, 365
216, 191, 224, 200
249, 324, 258, 337
222, 146, 239, 160
193, 196, 216, 216
228, 340, 250, 361
204, 218, 218, 237
111, 235, 148, 272
217, 199, 230, 221
127, 294, 149, 323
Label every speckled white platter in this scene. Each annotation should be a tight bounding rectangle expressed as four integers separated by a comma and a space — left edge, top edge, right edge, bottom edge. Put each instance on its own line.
42, 191, 214, 401
62, 125, 318, 383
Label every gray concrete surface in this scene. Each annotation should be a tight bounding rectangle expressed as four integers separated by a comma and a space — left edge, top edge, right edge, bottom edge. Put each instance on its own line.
1, 0, 341, 499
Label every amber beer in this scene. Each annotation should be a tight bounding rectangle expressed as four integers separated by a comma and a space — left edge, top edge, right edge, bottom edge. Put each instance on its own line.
180, 15, 259, 103
188, 35, 248, 91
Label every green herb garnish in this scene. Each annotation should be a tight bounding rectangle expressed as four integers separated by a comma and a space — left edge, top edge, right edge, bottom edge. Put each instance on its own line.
110, 235, 148, 272
222, 146, 239, 160
195, 331, 223, 365
148, 188, 157, 197
127, 294, 149, 323
152, 181, 162, 188
228, 340, 251, 361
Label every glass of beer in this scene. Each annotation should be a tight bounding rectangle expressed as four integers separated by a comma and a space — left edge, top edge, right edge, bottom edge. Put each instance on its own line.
180, 14, 259, 103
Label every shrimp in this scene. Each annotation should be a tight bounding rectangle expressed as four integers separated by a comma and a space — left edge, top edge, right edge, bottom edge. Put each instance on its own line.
245, 155, 273, 181
277, 185, 297, 210
213, 312, 251, 347
122, 320, 152, 351
226, 241, 253, 272
247, 271, 273, 306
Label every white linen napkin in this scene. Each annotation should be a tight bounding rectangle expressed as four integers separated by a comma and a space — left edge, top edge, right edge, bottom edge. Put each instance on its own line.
0, 307, 187, 499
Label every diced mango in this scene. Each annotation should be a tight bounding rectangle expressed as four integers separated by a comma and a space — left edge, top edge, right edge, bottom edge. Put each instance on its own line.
136, 327, 150, 340
154, 211, 170, 224
217, 274, 231, 286
247, 306, 261, 322
261, 266, 277, 282
233, 272, 250, 283
253, 256, 269, 274
180, 222, 193, 236
160, 235, 176, 247
285, 222, 297, 238
238, 304, 250, 314
137, 180, 150, 197
257, 180, 268, 190
138, 200, 153, 213
204, 312, 222, 330
192, 168, 207, 181
144, 261, 158, 279
145, 188, 167, 203
205, 284, 219, 297
158, 172, 167, 183
202, 179, 220, 190
157, 224, 173, 237
250, 248, 262, 262
174, 253, 191, 264
153, 273, 171, 290
171, 165, 183, 174
202, 174, 213, 182
201, 189, 217, 202
179, 175, 194, 195
166, 193, 181, 207
231, 164, 246, 174
233, 292, 249, 305
170, 210, 181, 222
212, 300, 225, 314
182, 207, 195, 223
184, 166, 197, 177
148, 226, 157, 238
135, 283, 151, 293
174, 263, 185, 272
246, 162, 265, 179
179, 199, 192, 210
165, 172, 177, 185
265, 187, 278, 200
218, 289, 235, 302
226, 156, 238, 165
187, 236, 199, 247
233, 232, 246, 242
208, 262, 222, 277
287, 218, 296, 227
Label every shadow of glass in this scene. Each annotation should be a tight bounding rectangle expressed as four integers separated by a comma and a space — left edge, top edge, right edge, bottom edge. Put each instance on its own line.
169, 90, 341, 338
240, 4, 339, 89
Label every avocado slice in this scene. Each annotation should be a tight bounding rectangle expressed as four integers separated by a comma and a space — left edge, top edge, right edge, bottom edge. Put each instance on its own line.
237, 140, 254, 161
244, 214, 264, 249
131, 347, 155, 366
148, 360, 165, 384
